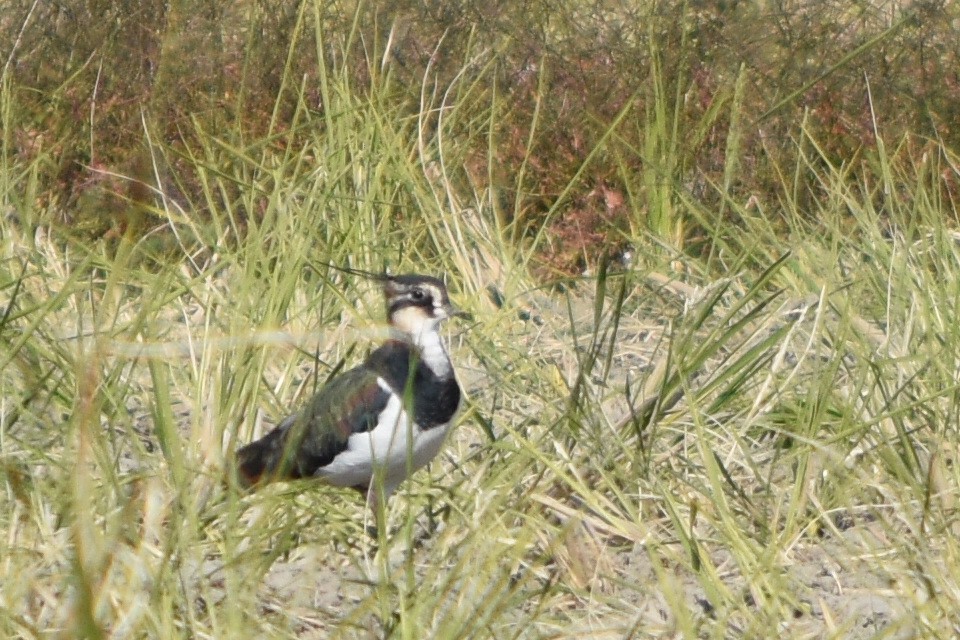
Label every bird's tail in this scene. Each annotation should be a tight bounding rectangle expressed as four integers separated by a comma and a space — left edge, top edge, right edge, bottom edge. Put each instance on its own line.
235, 425, 292, 488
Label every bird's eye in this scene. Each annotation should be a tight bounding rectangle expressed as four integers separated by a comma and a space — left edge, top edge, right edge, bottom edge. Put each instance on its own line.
411, 289, 426, 300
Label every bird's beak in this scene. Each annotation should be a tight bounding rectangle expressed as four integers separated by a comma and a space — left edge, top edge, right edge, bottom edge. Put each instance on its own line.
445, 301, 473, 321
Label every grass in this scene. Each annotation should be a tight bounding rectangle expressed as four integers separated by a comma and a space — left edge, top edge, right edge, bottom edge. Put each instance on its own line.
3, 1, 960, 638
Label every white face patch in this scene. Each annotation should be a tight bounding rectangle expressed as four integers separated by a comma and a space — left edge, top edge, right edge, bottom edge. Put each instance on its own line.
391, 304, 440, 335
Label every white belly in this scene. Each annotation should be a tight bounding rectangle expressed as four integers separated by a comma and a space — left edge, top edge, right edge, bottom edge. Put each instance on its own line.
315, 380, 451, 497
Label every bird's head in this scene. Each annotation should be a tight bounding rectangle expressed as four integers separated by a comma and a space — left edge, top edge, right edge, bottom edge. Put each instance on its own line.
384, 274, 465, 335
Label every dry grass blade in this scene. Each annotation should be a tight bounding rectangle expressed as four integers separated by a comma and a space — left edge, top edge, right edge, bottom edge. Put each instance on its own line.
3, 2, 960, 637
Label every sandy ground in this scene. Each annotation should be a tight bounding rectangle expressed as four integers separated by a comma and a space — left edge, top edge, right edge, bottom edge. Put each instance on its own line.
187, 279, 931, 639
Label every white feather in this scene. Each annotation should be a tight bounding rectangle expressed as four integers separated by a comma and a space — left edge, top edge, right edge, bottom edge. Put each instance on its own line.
414, 326, 453, 376
315, 377, 451, 498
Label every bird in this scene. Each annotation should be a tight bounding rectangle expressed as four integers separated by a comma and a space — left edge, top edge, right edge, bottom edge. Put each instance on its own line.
234, 272, 465, 532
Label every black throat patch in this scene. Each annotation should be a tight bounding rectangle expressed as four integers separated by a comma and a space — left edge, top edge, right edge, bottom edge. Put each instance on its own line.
366, 340, 461, 429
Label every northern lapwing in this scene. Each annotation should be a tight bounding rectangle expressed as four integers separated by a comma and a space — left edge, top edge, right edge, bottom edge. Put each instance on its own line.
235, 272, 464, 532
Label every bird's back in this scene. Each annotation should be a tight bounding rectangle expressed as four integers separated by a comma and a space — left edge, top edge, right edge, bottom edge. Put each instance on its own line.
236, 338, 460, 489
